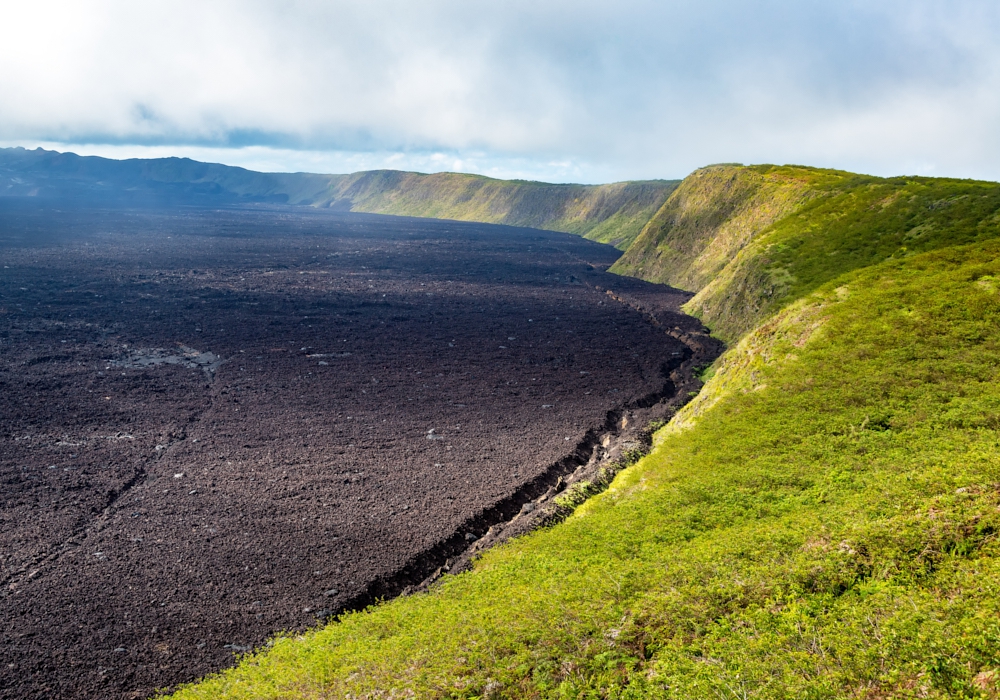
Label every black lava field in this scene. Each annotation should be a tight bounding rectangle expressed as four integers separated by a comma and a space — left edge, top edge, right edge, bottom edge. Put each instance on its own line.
0, 201, 705, 699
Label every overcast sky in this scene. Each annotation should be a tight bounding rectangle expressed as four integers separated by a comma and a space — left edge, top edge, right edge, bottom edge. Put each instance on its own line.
2, 0, 999, 183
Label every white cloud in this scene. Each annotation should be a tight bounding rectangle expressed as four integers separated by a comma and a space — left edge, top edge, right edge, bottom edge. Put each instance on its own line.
1, 0, 999, 182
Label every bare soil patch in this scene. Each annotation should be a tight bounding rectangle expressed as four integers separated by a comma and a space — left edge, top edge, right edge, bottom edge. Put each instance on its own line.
0, 201, 715, 699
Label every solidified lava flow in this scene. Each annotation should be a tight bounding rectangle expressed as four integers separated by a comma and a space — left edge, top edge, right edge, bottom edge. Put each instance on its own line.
0, 201, 704, 699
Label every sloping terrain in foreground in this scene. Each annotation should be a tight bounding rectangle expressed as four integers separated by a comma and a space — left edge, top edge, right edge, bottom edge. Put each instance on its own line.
168, 166, 1000, 699
0, 147, 676, 249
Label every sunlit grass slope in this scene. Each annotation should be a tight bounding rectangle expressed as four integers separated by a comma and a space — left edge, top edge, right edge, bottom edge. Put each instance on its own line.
610, 164, 831, 291
613, 165, 1000, 342
322, 170, 677, 249
169, 179, 1000, 698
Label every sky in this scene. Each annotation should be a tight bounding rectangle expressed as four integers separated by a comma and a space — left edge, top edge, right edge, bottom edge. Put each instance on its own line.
2, 0, 999, 183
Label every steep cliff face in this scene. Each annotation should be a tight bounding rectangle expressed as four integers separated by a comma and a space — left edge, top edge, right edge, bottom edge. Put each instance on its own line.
315, 170, 677, 249
612, 164, 1000, 342
610, 165, 842, 290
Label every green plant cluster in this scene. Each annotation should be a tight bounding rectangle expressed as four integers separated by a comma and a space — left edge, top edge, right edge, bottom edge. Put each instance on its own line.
167, 169, 1000, 700
550, 445, 649, 522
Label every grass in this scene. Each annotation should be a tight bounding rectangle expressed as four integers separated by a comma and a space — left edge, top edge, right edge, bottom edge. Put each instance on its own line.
610, 164, 1000, 343
323, 171, 678, 250
686, 171, 1000, 342
167, 168, 1000, 698
610, 165, 831, 289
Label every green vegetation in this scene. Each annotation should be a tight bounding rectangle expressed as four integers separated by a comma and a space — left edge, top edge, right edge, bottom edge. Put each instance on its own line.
168, 166, 1000, 699
319, 171, 677, 249
611, 164, 827, 290
612, 164, 1000, 342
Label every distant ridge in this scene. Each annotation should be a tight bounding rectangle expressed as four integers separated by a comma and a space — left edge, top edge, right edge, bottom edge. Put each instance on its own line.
0, 147, 678, 249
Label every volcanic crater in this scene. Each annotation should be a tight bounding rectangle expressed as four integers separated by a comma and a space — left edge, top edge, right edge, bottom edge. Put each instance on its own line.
0, 201, 715, 699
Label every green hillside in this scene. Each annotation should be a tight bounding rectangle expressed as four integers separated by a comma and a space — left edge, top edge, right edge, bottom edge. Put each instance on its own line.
319, 170, 677, 249
610, 164, 828, 291
168, 166, 1000, 700
613, 164, 1000, 342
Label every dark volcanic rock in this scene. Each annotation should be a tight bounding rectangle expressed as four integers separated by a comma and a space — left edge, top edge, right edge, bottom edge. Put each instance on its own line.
0, 201, 709, 700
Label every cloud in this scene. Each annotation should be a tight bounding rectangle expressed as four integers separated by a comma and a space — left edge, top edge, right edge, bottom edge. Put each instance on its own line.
1, 0, 998, 182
